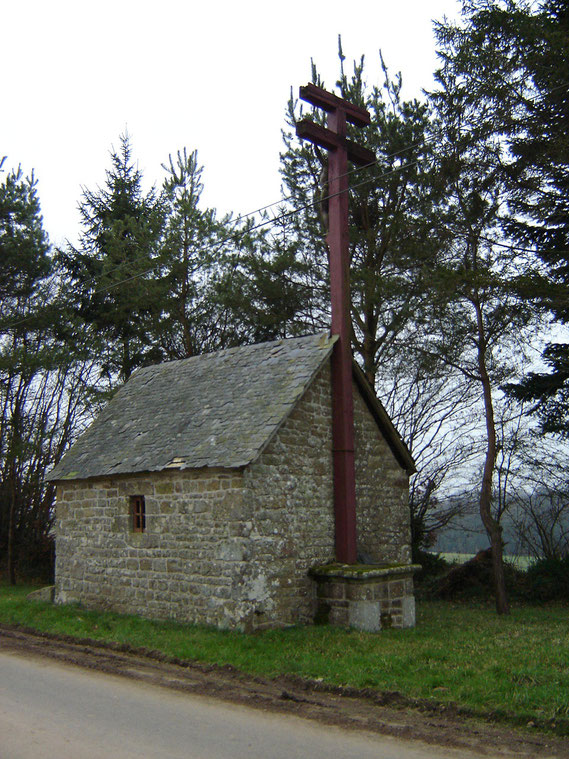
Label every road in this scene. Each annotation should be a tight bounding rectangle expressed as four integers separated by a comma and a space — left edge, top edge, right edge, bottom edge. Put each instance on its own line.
0, 648, 508, 759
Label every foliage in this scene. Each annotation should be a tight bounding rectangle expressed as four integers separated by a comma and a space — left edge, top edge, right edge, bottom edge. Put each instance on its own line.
281, 44, 484, 550
427, 1, 546, 614
412, 549, 449, 582
60, 133, 166, 383
506, 442, 569, 560
281, 43, 444, 384
0, 160, 95, 584
156, 148, 246, 357
438, 0, 569, 433
527, 555, 569, 601
502, 0, 569, 433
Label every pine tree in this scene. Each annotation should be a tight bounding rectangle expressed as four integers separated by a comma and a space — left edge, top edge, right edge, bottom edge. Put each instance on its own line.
62, 133, 165, 382
157, 148, 243, 357
433, 0, 569, 433
280, 42, 444, 385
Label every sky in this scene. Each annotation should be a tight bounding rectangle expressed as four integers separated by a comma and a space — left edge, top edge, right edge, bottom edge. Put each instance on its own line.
2, 0, 461, 248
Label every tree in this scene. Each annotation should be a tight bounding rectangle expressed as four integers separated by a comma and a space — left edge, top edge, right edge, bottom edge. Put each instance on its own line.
434, 1, 569, 433
157, 148, 313, 356
427, 12, 543, 613
503, 0, 569, 433
281, 43, 445, 385
61, 133, 165, 383
0, 160, 94, 583
280, 44, 492, 556
380, 352, 482, 558
213, 212, 318, 345
506, 439, 569, 560
157, 148, 231, 358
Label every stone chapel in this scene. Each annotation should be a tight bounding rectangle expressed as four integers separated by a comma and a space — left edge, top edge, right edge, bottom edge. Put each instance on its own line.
48, 331, 418, 631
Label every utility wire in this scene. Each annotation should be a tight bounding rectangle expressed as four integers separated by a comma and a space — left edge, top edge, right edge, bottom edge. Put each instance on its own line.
51, 78, 569, 298
2, 81, 568, 331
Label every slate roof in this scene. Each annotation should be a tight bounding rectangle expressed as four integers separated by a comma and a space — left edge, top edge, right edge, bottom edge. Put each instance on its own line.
47, 332, 338, 481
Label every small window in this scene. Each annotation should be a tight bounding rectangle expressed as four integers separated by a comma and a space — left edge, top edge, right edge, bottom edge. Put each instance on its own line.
130, 495, 146, 533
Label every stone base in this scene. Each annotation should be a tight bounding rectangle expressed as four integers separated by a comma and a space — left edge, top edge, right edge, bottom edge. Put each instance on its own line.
27, 585, 55, 603
310, 563, 421, 631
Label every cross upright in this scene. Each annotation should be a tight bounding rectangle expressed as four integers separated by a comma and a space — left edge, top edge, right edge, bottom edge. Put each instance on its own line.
296, 83, 375, 564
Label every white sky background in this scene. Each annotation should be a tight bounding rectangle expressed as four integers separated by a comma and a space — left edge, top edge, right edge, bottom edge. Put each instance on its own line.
2, 0, 461, 248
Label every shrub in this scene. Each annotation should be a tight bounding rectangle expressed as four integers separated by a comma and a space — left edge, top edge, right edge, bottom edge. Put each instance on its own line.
527, 555, 569, 601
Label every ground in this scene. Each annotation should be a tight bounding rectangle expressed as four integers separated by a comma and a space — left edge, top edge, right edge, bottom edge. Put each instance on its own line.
1, 623, 567, 757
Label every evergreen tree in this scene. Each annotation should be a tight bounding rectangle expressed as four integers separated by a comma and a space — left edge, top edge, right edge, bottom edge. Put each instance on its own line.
502, 0, 569, 433
279, 45, 478, 550
157, 148, 223, 358
214, 218, 316, 345
280, 43, 444, 385
62, 133, 165, 382
157, 149, 296, 355
0, 158, 50, 309
434, 0, 569, 433
0, 160, 92, 583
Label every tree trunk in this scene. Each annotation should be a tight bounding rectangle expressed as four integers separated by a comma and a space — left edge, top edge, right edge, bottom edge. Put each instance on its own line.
7, 468, 17, 585
474, 294, 510, 615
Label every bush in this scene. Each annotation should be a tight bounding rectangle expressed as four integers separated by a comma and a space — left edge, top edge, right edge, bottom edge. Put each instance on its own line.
413, 549, 448, 578
527, 556, 569, 601
413, 550, 450, 599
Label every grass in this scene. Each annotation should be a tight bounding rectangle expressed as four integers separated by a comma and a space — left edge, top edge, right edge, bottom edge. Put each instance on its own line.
1, 583, 568, 735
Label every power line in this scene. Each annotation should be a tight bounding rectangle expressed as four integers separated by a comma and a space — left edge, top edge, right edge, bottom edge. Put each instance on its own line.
2, 79, 568, 332
49, 78, 569, 298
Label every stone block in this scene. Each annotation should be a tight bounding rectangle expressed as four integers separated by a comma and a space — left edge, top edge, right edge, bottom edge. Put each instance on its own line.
401, 596, 416, 628
373, 582, 389, 601
155, 482, 174, 495
346, 581, 374, 601
349, 600, 381, 632
27, 586, 55, 603
389, 580, 404, 598
328, 604, 349, 625
324, 580, 345, 600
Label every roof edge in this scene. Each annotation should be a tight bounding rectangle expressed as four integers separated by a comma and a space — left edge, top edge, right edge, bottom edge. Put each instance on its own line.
352, 362, 417, 475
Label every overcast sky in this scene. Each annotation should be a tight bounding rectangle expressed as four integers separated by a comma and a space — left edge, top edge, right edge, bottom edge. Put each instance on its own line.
3, 0, 461, 248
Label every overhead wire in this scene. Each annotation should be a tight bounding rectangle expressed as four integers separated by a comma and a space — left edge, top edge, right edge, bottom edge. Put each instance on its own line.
52, 77, 569, 294
2, 79, 568, 332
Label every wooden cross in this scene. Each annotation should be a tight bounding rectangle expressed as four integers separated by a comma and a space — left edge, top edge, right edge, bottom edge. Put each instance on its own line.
296, 83, 375, 564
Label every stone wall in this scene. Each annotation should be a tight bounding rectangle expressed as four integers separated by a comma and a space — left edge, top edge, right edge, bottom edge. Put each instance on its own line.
241, 363, 335, 627
54, 361, 414, 630
55, 468, 249, 626
353, 387, 412, 565
55, 365, 336, 630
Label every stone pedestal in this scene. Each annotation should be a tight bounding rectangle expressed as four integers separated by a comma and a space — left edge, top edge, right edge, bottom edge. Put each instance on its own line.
310, 563, 421, 632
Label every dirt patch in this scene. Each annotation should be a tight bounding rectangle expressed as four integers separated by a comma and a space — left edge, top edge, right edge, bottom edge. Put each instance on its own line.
1, 623, 567, 758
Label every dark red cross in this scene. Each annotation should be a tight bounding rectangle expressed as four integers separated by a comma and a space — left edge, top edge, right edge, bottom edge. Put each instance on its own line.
296, 83, 375, 564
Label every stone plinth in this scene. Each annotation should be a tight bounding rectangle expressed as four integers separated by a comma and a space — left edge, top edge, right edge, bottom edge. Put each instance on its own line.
310, 563, 421, 632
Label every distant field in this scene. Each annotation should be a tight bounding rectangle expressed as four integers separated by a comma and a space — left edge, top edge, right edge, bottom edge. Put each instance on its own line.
436, 552, 534, 570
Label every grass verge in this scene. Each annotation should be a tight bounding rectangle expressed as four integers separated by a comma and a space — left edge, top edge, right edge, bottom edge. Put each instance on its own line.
1, 584, 567, 736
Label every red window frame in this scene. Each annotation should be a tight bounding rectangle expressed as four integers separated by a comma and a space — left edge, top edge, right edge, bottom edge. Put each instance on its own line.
130, 495, 146, 533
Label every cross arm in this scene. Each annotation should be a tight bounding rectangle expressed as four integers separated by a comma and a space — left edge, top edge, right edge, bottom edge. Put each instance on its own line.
299, 83, 370, 128
296, 119, 376, 167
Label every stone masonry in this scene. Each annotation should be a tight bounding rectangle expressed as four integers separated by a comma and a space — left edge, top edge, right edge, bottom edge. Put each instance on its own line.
55, 362, 415, 630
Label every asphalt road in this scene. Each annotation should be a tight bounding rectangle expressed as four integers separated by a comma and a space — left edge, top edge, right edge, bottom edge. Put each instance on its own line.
0, 648, 493, 759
